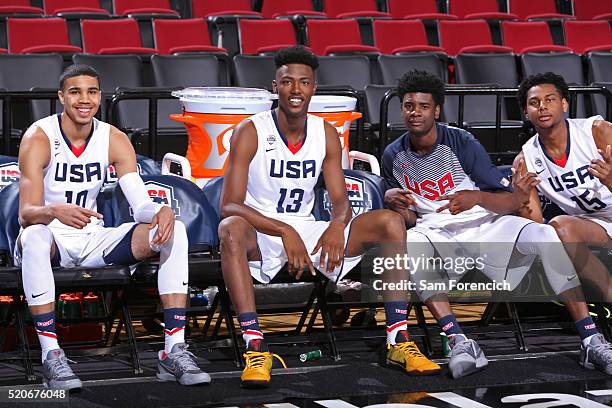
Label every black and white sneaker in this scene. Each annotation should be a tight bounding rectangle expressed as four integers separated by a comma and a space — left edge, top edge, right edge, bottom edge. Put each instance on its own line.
448, 335, 488, 379
580, 333, 612, 375
42, 349, 82, 391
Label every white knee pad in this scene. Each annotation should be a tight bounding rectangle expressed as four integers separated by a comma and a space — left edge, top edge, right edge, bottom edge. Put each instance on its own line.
20, 225, 56, 306
516, 223, 580, 295
155, 220, 189, 295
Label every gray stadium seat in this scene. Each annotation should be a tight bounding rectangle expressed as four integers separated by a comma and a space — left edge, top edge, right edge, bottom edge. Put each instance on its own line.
378, 54, 447, 85
232, 54, 276, 90
316, 55, 373, 91
587, 52, 612, 119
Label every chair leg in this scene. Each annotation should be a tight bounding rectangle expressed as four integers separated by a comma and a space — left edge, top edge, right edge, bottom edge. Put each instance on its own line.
479, 302, 500, 326
507, 302, 527, 351
217, 284, 242, 368
295, 286, 318, 335
119, 300, 143, 374
200, 292, 220, 341
413, 303, 433, 357
13, 296, 35, 381
305, 303, 320, 335
315, 280, 340, 361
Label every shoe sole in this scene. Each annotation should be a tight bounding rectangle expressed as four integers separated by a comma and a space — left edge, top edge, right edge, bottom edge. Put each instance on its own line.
450, 358, 488, 379
241, 379, 270, 389
579, 360, 612, 375
386, 358, 441, 376
157, 372, 211, 385
43, 379, 82, 391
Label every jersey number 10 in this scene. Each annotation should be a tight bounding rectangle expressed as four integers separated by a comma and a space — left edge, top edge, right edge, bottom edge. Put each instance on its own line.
65, 190, 88, 207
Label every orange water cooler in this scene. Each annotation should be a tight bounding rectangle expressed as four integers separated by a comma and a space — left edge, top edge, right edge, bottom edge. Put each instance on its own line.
170, 87, 274, 187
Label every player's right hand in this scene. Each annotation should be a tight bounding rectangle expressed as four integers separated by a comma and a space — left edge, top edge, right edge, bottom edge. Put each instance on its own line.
384, 188, 416, 210
281, 225, 315, 280
511, 159, 540, 207
52, 204, 102, 229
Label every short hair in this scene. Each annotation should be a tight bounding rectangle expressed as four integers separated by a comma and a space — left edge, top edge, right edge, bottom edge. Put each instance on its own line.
517, 72, 569, 111
274, 45, 319, 71
59, 64, 100, 90
397, 69, 445, 107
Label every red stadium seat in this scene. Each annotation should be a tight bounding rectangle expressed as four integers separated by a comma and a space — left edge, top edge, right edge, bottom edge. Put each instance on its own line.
373, 20, 445, 54
438, 20, 512, 56
386, 0, 458, 20
564, 20, 612, 54
239, 19, 297, 54
0, 0, 43, 15
324, 0, 391, 18
306, 19, 380, 55
44, 0, 109, 16
7, 17, 82, 54
191, 0, 261, 18
508, 0, 573, 20
113, 0, 178, 17
502, 21, 571, 54
261, 0, 327, 18
81, 18, 157, 54
572, 0, 612, 20
153, 18, 225, 54
448, 0, 518, 20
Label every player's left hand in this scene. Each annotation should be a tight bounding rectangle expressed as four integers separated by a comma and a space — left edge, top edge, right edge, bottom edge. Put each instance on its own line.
150, 206, 175, 246
435, 190, 481, 215
590, 145, 612, 189
311, 221, 345, 274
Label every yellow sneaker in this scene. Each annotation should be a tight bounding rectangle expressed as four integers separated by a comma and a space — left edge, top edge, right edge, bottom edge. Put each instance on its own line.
240, 350, 287, 388
386, 341, 441, 376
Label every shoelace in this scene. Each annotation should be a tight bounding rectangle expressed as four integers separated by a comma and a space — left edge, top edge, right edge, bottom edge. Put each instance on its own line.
393, 342, 425, 358
451, 340, 475, 357
592, 342, 612, 364
47, 356, 76, 379
172, 350, 201, 371
244, 351, 288, 369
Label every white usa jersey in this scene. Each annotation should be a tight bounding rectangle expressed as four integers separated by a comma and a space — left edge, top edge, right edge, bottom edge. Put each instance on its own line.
522, 115, 612, 216
245, 110, 326, 220
30, 114, 110, 231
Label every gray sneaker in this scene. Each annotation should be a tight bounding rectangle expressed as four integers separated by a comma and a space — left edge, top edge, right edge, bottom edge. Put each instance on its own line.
448, 335, 488, 379
42, 349, 82, 391
157, 343, 211, 385
580, 333, 612, 374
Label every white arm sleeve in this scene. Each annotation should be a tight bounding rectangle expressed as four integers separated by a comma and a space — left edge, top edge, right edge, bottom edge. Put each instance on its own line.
118, 172, 165, 223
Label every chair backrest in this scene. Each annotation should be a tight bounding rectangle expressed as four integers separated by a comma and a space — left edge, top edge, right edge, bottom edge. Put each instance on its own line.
508, 0, 560, 20
521, 52, 586, 116
44, 0, 107, 15
387, 0, 440, 18
239, 19, 297, 54
81, 18, 147, 54
0, 54, 63, 121
191, 0, 258, 17
378, 54, 447, 85
232, 54, 275, 89
364, 84, 403, 127
153, 18, 213, 54
103, 154, 160, 186
564, 20, 612, 55
152, 54, 225, 87
448, 0, 500, 18
307, 19, 363, 56
588, 51, 612, 83
572, 0, 612, 20
438, 19, 493, 56
373, 20, 430, 54
113, 0, 176, 16
7, 17, 78, 54
72, 53, 146, 129
0, 0, 43, 15
316, 55, 372, 91
0, 181, 20, 255
502, 21, 555, 54
312, 169, 385, 221
324, 0, 380, 18
0, 155, 19, 192
109, 174, 219, 249
261, 0, 317, 18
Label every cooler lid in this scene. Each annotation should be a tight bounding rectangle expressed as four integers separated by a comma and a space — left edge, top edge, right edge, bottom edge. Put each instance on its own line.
172, 87, 277, 102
